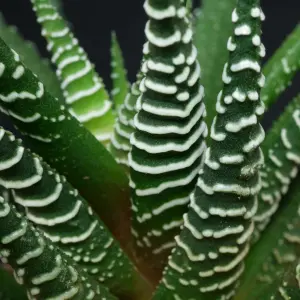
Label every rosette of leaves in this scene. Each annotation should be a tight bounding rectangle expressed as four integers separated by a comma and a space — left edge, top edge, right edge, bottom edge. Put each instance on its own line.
1, 0, 300, 299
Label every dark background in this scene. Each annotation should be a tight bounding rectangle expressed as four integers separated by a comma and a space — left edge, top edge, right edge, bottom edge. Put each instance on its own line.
0, 0, 300, 129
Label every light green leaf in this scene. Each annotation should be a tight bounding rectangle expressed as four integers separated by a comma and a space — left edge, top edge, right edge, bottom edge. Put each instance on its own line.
110, 32, 130, 111
0, 186, 117, 300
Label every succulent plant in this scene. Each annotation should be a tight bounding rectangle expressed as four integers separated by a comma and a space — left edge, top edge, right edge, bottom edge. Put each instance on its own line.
0, 0, 300, 299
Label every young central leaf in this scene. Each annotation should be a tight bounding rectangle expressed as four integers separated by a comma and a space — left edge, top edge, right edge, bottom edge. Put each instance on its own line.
153, 0, 266, 299
129, 0, 207, 274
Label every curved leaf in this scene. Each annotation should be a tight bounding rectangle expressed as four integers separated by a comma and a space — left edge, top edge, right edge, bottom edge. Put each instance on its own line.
0, 187, 116, 300
0, 128, 150, 298
0, 36, 130, 243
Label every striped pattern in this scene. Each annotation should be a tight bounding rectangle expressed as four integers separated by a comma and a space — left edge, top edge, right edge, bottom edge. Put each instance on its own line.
0, 187, 116, 300
153, 1, 265, 299
129, 0, 207, 268
253, 95, 300, 241
110, 32, 130, 111
0, 129, 141, 297
31, 0, 115, 144
0, 36, 130, 239
109, 72, 143, 168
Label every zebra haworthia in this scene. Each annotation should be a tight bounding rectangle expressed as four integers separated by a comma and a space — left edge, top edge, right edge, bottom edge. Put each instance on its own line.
129, 0, 207, 271
153, 0, 265, 299
0, 128, 145, 298
31, 0, 115, 144
0, 187, 116, 300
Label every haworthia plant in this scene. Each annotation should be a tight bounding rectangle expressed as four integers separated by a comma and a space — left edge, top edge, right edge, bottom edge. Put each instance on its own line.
129, 0, 207, 273
195, 0, 236, 130
0, 37, 130, 242
0, 186, 116, 300
1, 0, 300, 299
0, 13, 63, 100
153, 0, 265, 299
110, 32, 130, 111
31, 0, 115, 144
253, 94, 300, 241
0, 128, 149, 298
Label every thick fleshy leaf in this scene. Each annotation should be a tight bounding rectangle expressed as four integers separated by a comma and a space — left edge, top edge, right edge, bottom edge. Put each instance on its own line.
234, 182, 300, 300
0, 128, 150, 298
129, 0, 207, 279
253, 94, 300, 241
0, 37, 130, 243
0, 187, 116, 300
109, 72, 142, 170
154, 0, 265, 298
195, 0, 236, 130
110, 32, 130, 111
261, 25, 300, 109
31, 0, 115, 145
0, 13, 63, 100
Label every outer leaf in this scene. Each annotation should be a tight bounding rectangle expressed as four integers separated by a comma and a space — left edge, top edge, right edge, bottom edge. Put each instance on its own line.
129, 0, 207, 276
0, 128, 150, 298
0, 14, 63, 100
0, 267, 27, 300
110, 32, 130, 111
0, 37, 130, 243
0, 187, 116, 300
109, 71, 143, 169
234, 182, 300, 300
31, 0, 115, 144
153, 1, 265, 299
261, 24, 300, 109
253, 94, 300, 241
195, 0, 236, 129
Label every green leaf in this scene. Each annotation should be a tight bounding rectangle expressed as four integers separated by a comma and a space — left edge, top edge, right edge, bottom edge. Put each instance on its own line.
261, 24, 300, 109
0, 36, 130, 245
31, 0, 115, 145
129, 0, 206, 277
109, 72, 142, 170
234, 181, 300, 300
195, 0, 236, 130
0, 128, 150, 298
253, 94, 300, 241
0, 187, 117, 300
0, 13, 63, 100
110, 32, 130, 111
154, 0, 265, 298
0, 267, 27, 300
